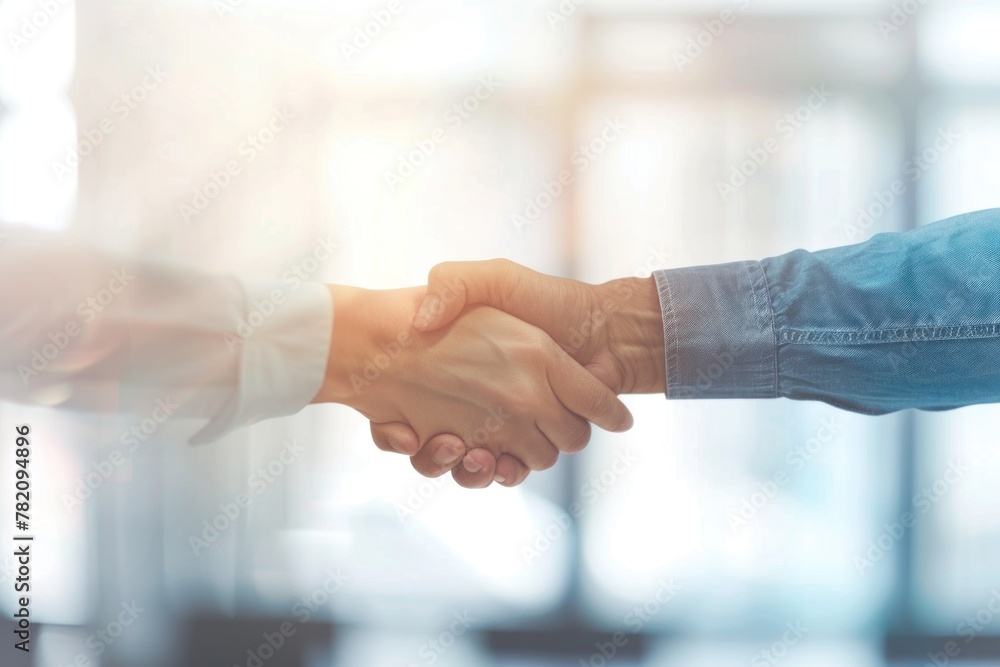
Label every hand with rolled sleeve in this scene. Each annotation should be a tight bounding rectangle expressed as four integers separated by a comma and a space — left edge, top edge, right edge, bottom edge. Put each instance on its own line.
383, 208, 1000, 487
374, 261, 666, 487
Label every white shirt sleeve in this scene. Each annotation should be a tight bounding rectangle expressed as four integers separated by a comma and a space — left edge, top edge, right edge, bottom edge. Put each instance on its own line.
0, 224, 332, 444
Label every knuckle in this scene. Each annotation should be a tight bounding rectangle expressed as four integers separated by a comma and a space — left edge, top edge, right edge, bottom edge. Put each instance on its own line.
533, 446, 560, 472
486, 258, 520, 304
561, 421, 592, 454
369, 427, 398, 454
431, 260, 458, 274
506, 473, 528, 488
513, 329, 555, 363
427, 262, 454, 287
499, 384, 534, 415
410, 452, 447, 479
486, 258, 513, 272
531, 328, 557, 350
452, 467, 490, 489
496, 456, 529, 486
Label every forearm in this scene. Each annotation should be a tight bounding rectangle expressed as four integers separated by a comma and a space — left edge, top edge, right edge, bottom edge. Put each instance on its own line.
654, 208, 1000, 413
0, 225, 331, 443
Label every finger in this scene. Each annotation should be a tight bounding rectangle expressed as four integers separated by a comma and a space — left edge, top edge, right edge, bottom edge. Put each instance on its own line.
537, 400, 593, 454
370, 422, 421, 456
461, 448, 497, 476
451, 449, 497, 489
494, 454, 531, 487
410, 434, 468, 478
521, 426, 561, 472
413, 258, 520, 332
486, 423, 561, 472
549, 351, 634, 433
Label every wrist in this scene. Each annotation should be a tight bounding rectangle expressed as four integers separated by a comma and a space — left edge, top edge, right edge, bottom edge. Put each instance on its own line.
601, 277, 666, 394
314, 285, 367, 406
314, 285, 427, 410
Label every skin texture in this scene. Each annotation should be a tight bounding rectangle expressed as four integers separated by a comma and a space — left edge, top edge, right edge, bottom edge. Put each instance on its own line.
370, 260, 667, 488
315, 284, 634, 486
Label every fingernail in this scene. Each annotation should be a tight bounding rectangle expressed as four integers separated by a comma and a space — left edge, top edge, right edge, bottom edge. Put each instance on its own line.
413, 296, 441, 330
432, 441, 463, 466
494, 474, 507, 485
463, 458, 483, 474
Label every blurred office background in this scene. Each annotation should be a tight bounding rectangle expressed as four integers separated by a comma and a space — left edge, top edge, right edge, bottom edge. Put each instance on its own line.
1, 0, 999, 664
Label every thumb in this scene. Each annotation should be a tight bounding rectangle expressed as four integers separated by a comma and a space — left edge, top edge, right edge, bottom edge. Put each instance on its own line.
413, 259, 516, 332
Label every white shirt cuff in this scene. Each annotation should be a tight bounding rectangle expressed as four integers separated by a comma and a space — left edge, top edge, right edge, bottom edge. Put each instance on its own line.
190, 280, 332, 444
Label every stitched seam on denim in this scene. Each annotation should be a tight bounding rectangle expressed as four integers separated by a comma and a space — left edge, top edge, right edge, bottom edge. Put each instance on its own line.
655, 271, 681, 399
779, 324, 1000, 345
751, 261, 780, 399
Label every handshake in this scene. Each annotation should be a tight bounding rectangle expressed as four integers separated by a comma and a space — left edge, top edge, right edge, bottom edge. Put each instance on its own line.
315, 259, 666, 489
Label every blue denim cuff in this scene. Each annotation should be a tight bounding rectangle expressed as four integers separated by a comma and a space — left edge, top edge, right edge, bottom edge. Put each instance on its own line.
654, 261, 777, 400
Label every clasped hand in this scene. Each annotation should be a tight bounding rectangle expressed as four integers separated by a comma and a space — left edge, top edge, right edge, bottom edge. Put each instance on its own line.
316, 260, 665, 489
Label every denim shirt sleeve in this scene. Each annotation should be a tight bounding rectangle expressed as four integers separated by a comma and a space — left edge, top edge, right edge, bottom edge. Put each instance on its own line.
653, 208, 1000, 414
